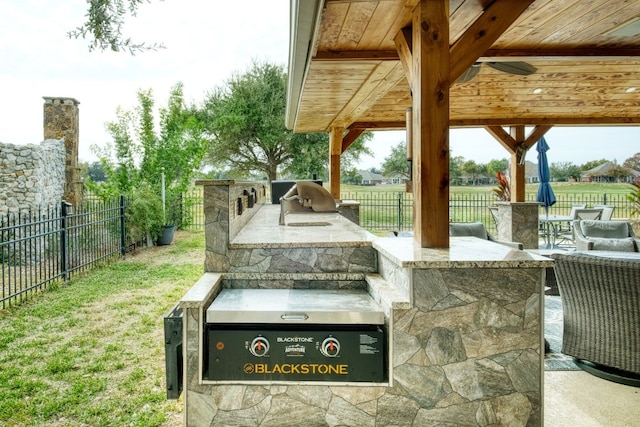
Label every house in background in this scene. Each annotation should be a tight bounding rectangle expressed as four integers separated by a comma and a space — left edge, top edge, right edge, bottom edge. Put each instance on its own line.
580, 161, 640, 183
358, 170, 384, 185
384, 175, 409, 185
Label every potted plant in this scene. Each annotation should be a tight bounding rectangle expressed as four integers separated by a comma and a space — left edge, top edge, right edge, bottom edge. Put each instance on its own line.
157, 168, 176, 245
125, 184, 165, 246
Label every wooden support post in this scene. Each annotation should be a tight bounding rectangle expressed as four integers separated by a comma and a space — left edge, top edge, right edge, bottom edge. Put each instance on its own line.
329, 127, 344, 200
412, 0, 450, 248
510, 125, 526, 202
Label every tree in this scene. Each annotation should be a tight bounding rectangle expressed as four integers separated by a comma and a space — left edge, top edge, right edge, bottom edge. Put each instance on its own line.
69, 0, 164, 54
486, 158, 509, 176
449, 156, 465, 184
623, 153, 640, 171
550, 161, 581, 181
381, 141, 410, 179
86, 161, 107, 182
461, 160, 487, 185
88, 82, 208, 235
200, 61, 371, 182
609, 165, 633, 182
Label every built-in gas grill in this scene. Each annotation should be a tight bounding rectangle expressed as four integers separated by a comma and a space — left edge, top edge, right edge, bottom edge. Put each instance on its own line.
204, 289, 387, 383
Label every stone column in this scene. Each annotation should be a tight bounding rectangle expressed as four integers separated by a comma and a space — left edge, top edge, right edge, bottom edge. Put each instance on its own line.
43, 97, 82, 207
496, 202, 540, 249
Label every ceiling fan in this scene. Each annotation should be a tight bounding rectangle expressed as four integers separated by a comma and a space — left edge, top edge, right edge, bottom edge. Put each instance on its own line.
456, 61, 537, 83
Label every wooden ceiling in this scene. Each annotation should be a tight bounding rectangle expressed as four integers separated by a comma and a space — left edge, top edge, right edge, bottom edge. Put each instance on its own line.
288, 0, 640, 133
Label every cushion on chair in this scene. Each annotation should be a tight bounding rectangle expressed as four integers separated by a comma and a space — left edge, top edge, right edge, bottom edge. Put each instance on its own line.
579, 220, 629, 239
589, 237, 635, 252
449, 222, 488, 239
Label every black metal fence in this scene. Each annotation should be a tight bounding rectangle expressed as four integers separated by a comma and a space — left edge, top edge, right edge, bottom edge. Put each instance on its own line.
1, 197, 129, 309
181, 187, 636, 235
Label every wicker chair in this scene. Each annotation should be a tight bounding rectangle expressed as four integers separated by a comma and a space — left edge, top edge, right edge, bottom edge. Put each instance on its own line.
449, 222, 523, 250
551, 252, 640, 385
573, 220, 640, 252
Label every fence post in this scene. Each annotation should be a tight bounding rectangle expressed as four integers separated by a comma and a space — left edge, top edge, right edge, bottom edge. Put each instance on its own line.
120, 195, 126, 257
397, 192, 402, 231
60, 201, 72, 284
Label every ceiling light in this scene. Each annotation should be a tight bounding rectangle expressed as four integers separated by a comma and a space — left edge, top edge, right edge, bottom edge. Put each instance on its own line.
604, 17, 640, 36
532, 88, 543, 94
625, 87, 637, 93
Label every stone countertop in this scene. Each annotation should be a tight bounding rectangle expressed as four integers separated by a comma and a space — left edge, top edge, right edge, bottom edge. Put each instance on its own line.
230, 205, 377, 248
180, 273, 222, 309
374, 236, 555, 269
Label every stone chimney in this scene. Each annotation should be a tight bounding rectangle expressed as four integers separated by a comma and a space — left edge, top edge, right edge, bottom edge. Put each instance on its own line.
43, 97, 83, 206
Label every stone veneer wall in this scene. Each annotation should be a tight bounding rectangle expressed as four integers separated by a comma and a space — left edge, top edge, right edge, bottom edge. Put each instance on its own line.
496, 202, 540, 249
198, 180, 267, 272
379, 252, 543, 426
0, 139, 66, 214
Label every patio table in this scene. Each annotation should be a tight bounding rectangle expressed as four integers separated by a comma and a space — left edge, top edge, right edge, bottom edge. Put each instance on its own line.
539, 215, 573, 248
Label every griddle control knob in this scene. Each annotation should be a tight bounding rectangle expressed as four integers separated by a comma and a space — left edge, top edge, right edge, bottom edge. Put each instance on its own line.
249, 336, 270, 357
320, 337, 340, 357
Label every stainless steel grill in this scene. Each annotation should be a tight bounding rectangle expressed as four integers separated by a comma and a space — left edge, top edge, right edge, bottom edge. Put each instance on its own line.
204, 289, 387, 383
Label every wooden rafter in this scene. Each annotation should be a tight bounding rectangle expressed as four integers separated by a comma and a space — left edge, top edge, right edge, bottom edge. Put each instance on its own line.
341, 128, 365, 152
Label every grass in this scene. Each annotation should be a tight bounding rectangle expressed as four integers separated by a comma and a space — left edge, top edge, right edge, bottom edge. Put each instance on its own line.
341, 181, 635, 196
0, 230, 205, 427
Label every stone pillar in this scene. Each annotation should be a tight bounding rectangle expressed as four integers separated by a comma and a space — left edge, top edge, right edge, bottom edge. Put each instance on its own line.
496, 202, 540, 249
43, 97, 83, 207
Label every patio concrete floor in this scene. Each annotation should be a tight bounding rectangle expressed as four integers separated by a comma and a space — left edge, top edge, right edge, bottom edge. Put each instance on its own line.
545, 370, 640, 426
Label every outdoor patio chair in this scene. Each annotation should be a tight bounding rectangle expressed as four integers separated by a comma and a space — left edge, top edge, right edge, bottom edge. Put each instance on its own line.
555, 204, 587, 235
488, 206, 499, 229
550, 252, 640, 385
573, 220, 639, 252
557, 208, 603, 246
449, 222, 523, 250
593, 204, 615, 221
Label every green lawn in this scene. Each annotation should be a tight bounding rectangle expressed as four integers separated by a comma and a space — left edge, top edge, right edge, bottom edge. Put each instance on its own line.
341, 181, 634, 197
0, 231, 205, 427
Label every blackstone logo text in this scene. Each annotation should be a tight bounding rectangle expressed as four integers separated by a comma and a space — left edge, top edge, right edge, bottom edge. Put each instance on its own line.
246, 363, 349, 375
277, 336, 314, 343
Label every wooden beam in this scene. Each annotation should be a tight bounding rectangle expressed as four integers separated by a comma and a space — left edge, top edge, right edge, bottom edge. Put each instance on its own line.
314, 47, 640, 63
314, 50, 400, 61
449, 0, 535, 83
523, 125, 553, 149
412, 0, 450, 248
485, 125, 517, 154
484, 124, 552, 203
341, 128, 365, 152
510, 126, 526, 203
485, 124, 552, 152
393, 26, 413, 92
452, 117, 640, 126
331, 62, 406, 129
329, 127, 344, 200
349, 121, 407, 129
482, 48, 640, 60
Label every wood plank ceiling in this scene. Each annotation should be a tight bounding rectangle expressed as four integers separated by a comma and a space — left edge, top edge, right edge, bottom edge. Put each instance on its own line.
288, 0, 640, 134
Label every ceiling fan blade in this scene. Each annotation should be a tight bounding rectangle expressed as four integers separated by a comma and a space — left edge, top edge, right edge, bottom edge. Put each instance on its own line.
456, 62, 481, 83
486, 61, 537, 76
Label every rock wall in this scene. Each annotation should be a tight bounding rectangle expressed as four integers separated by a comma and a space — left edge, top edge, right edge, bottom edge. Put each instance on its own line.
0, 139, 66, 214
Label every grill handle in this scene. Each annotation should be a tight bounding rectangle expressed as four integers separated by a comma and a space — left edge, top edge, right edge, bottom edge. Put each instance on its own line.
281, 313, 309, 321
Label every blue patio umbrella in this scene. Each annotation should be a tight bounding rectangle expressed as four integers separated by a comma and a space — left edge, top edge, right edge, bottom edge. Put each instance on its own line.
536, 136, 556, 216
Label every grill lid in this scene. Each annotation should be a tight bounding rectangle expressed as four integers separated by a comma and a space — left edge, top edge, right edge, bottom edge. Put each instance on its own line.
206, 289, 384, 325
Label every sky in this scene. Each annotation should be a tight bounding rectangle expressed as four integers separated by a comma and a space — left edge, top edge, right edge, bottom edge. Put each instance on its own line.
1, 0, 640, 171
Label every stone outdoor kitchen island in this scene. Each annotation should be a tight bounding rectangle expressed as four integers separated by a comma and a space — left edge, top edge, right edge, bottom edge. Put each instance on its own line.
175, 180, 552, 426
